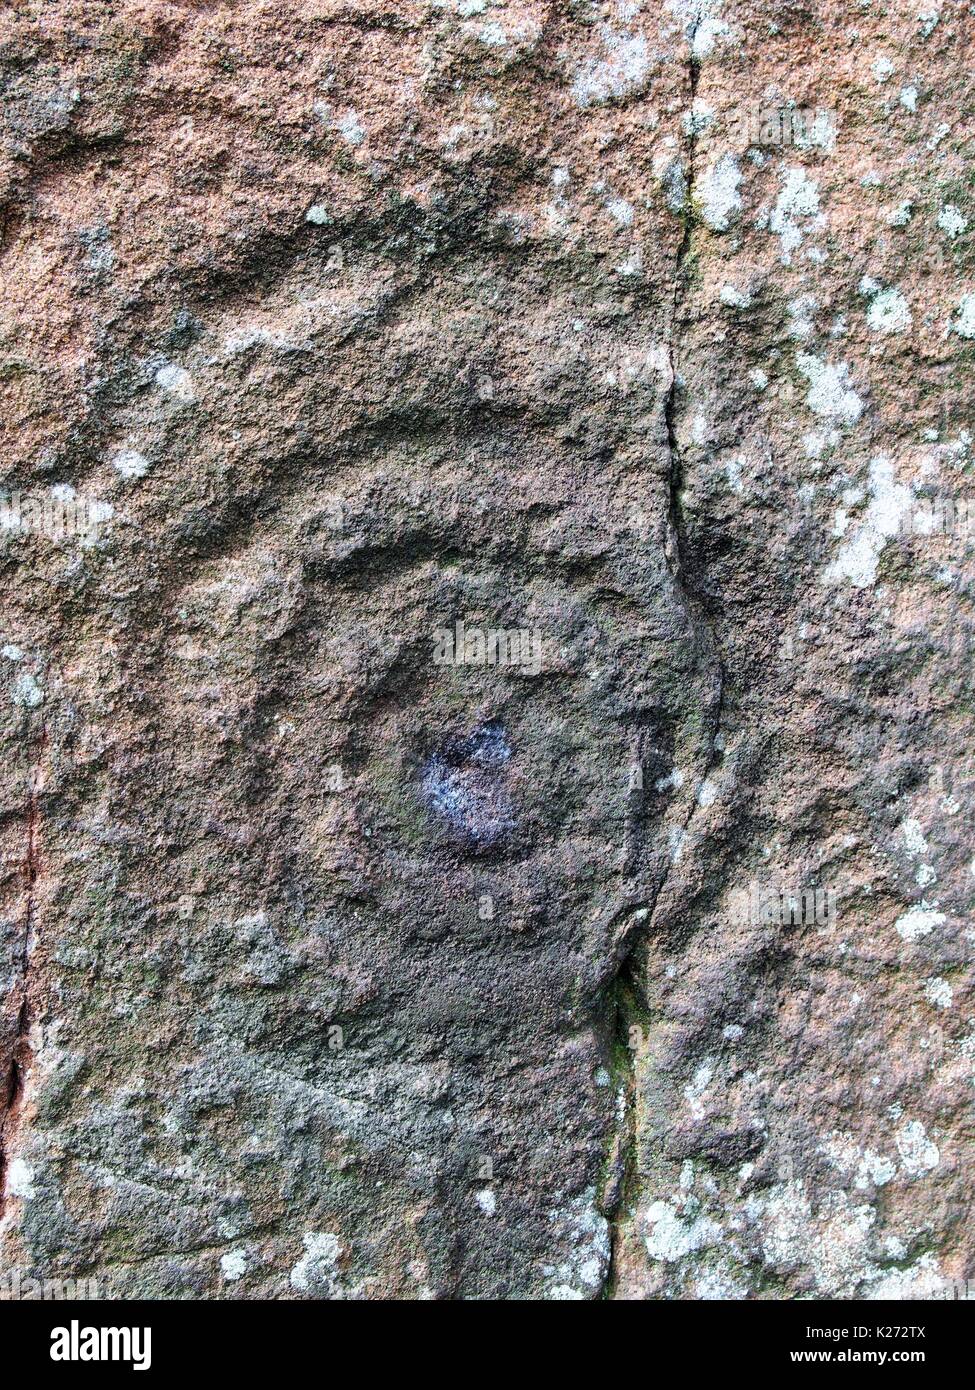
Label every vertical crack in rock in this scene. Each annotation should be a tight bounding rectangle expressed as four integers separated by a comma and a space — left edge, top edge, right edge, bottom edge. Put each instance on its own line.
0, 730, 45, 1217
602, 23, 727, 1296
661, 35, 727, 880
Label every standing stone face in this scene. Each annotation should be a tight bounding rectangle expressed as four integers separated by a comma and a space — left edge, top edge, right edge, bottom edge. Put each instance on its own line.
1, 217, 717, 1295
3, 0, 970, 1305
101, 272, 715, 1299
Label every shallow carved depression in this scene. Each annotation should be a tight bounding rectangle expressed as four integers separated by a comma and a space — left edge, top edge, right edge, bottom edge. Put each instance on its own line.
421, 721, 517, 853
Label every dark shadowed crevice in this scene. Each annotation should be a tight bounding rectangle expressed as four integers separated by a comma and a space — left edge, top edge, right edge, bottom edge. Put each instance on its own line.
601, 24, 729, 1297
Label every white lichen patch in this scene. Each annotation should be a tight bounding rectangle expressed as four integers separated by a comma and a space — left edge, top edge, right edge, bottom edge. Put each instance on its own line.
10, 671, 44, 708
751, 1182, 884, 1295
822, 1133, 897, 1191
893, 902, 945, 941
886, 200, 913, 227
692, 15, 730, 58
864, 287, 912, 335
924, 976, 953, 1009
683, 1061, 715, 1117
7, 1157, 36, 1199
655, 766, 685, 793
478, 20, 506, 45
82, 497, 113, 535
474, 1187, 497, 1215
111, 448, 149, 480
696, 778, 718, 807
220, 1249, 249, 1282
746, 1173, 949, 1298
723, 457, 744, 493
644, 1199, 723, 1262
572, 26, 651, 108
950, 293, 975, 339
333, 110, 366, 145
694, 1265, 749, 1299
155, 362, 196, 403
223, 324, 295, 356
290, 1232, 343, 1297
822, 456, 909, 587
894, 1120, 940, 1176
767, 169, 824, 264
797, 353, 863, 428
926, 121, 951, 152
614, 248, 642, 277
697, 153, 742, 232
901, 817, 928, 856
683, 98, 714, 136
719, 283, 751, 309
937, 204, 967, 238
917, 8, 940, 40
958, 1032, 975, 1088
542, 1188, 610, 1298
477, 14, 541, 49
605, 195, 634, 226
865, 1253, 945, 1300
786, 295, 817, 339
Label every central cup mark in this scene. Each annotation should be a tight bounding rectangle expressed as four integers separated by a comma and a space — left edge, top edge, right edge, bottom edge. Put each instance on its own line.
420, 720, 516, 851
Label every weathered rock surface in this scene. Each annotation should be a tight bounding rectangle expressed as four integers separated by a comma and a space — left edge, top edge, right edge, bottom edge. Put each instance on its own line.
0, 0, 972, 1299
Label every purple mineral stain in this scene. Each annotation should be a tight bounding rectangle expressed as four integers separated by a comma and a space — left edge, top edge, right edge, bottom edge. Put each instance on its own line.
421, 721, 516, 851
